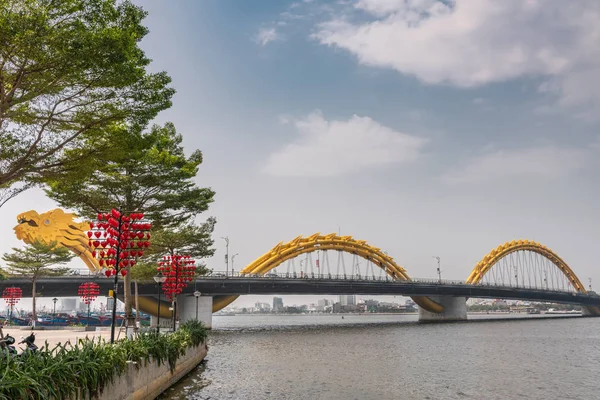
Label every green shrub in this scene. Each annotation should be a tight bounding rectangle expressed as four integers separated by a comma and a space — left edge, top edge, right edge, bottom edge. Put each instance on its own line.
0, 321, 208, 400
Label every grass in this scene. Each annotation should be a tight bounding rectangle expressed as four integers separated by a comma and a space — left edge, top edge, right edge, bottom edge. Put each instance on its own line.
0, 320, 208, 400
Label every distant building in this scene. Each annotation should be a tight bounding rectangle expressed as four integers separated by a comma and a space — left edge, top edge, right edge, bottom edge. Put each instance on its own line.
106, 297, 114, 311
255, 302, 271, 312
61, 298, 77, 312
338, 295, 356, 306
317, 299, 333, 307
273, 297, 284, 312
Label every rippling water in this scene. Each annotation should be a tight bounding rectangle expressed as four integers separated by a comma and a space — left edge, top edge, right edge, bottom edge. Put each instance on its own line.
161, 314, 600, 400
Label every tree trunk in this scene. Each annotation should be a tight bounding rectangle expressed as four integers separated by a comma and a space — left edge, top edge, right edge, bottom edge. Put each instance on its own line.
123, 266, 135, 328
32, 278, 37, 326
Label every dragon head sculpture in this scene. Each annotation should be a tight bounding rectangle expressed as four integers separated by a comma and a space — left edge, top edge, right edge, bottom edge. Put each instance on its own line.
14, 209, 101, 273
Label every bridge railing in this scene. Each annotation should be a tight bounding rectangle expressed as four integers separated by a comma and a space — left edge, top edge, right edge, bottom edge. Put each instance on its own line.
202, 271, 585, 295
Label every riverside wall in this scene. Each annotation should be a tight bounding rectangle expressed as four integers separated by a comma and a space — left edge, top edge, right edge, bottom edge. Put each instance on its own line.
90, 342, 208, 400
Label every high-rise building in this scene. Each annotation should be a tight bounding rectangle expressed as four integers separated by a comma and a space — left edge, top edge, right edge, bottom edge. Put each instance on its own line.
273, 297, 284, 312
338, 295, 356, 306
255, 302, 271, 311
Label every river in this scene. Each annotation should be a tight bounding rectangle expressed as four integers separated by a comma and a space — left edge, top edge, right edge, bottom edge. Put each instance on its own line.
160, 314, 600, 399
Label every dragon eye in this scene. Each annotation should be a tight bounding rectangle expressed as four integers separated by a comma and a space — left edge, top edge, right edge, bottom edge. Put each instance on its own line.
27, 220, 38, 227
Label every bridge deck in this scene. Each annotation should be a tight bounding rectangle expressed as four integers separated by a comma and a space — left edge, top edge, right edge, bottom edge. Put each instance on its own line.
1, 276, 600, 307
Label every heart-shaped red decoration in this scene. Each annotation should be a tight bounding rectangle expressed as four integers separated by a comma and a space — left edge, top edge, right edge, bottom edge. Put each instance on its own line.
99, 259, 105, 267
93, 240, 100, 248
121, 269, 127, 276
94, 231, 101, 238
104, 270, 111, 277
86, 231, 93, 238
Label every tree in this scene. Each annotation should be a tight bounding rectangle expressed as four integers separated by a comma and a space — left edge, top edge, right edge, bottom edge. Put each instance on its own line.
2, 241, 73, 323
0, 0, 174, 207
46, 122, 216, 329
145, 219, 216, 271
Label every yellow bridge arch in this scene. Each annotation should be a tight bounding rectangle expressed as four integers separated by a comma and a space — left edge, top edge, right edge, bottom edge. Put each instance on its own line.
213, 233, 444, 313
466, 239, 586, 293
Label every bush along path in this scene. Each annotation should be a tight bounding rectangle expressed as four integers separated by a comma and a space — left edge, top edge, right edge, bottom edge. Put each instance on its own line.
0, 320, 208, 400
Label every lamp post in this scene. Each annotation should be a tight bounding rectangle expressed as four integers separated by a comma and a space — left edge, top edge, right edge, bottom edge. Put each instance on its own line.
433, 256, 441, 283
52, 298, 58, 326
231, 253, 238, 275
221, 237, 229, 276
153, 271, 166, 333
193, 291, 201, 320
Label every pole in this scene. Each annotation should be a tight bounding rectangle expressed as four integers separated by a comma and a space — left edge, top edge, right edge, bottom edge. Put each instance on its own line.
110, 213, 123, 344
157, 281, 161, 333
222, 237, 229, 276
172, 258, 179, 332
232, 253, 238, 275
9, 305, 12, 326
52, 299, 57, 326
196, 296, 199, 319
433, 256, 441, 283
87, 302, 90, 327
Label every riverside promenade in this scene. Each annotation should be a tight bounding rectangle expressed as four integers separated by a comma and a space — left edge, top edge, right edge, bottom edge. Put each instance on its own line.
2, 327, 118, 348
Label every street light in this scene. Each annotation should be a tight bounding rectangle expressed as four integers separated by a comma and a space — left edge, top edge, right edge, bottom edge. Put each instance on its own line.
432, 256, 441, 283
221, 237, 229, 276
231, 253, 239, 275
52, 298, 58, 326
193, 291, 201, 320
153, 271, 167, 333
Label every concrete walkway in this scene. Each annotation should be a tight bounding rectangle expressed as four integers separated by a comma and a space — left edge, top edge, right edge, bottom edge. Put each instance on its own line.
1, 327, 116, 350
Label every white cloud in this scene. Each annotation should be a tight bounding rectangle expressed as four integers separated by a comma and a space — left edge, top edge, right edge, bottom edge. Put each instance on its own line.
442, 146, 592, 184
263, 110, 427, 177
313, 0, 600, 118
256, 27, 280, 46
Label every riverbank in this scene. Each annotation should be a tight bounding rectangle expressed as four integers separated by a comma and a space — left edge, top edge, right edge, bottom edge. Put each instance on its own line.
1, 322, 209, 400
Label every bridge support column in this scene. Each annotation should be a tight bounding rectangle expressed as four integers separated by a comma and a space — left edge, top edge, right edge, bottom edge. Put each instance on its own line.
418, 296, 467, 322
176, 295, 213, 329
582, 306, 600, 317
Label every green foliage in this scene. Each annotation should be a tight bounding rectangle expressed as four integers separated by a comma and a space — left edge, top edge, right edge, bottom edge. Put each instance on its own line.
45, 122, 215, 229
0, 321, 209, 400
0, 0, 174, 207
2, 241, 73, 279
145, 219, 216, 270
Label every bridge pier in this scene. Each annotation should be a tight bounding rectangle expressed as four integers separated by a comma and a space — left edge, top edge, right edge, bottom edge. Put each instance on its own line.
175, 294, 213, 329
418, 296, 467, 322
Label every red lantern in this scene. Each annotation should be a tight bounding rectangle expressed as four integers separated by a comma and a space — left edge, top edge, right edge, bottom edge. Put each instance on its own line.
2, 287, 22, 307
78, 282, 100, 305
160, 254, 196, 300
87, 208, 152, 278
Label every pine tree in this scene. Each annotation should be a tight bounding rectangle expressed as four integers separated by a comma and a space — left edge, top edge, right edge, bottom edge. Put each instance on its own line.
46, 122, 215, 329
2, 241, 73, 322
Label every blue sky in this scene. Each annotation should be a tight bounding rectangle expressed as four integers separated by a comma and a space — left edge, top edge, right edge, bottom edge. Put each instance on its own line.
2, 0, 600, 308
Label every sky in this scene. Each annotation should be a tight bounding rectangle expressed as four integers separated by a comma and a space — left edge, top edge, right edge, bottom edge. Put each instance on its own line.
2, 0, 600, 309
